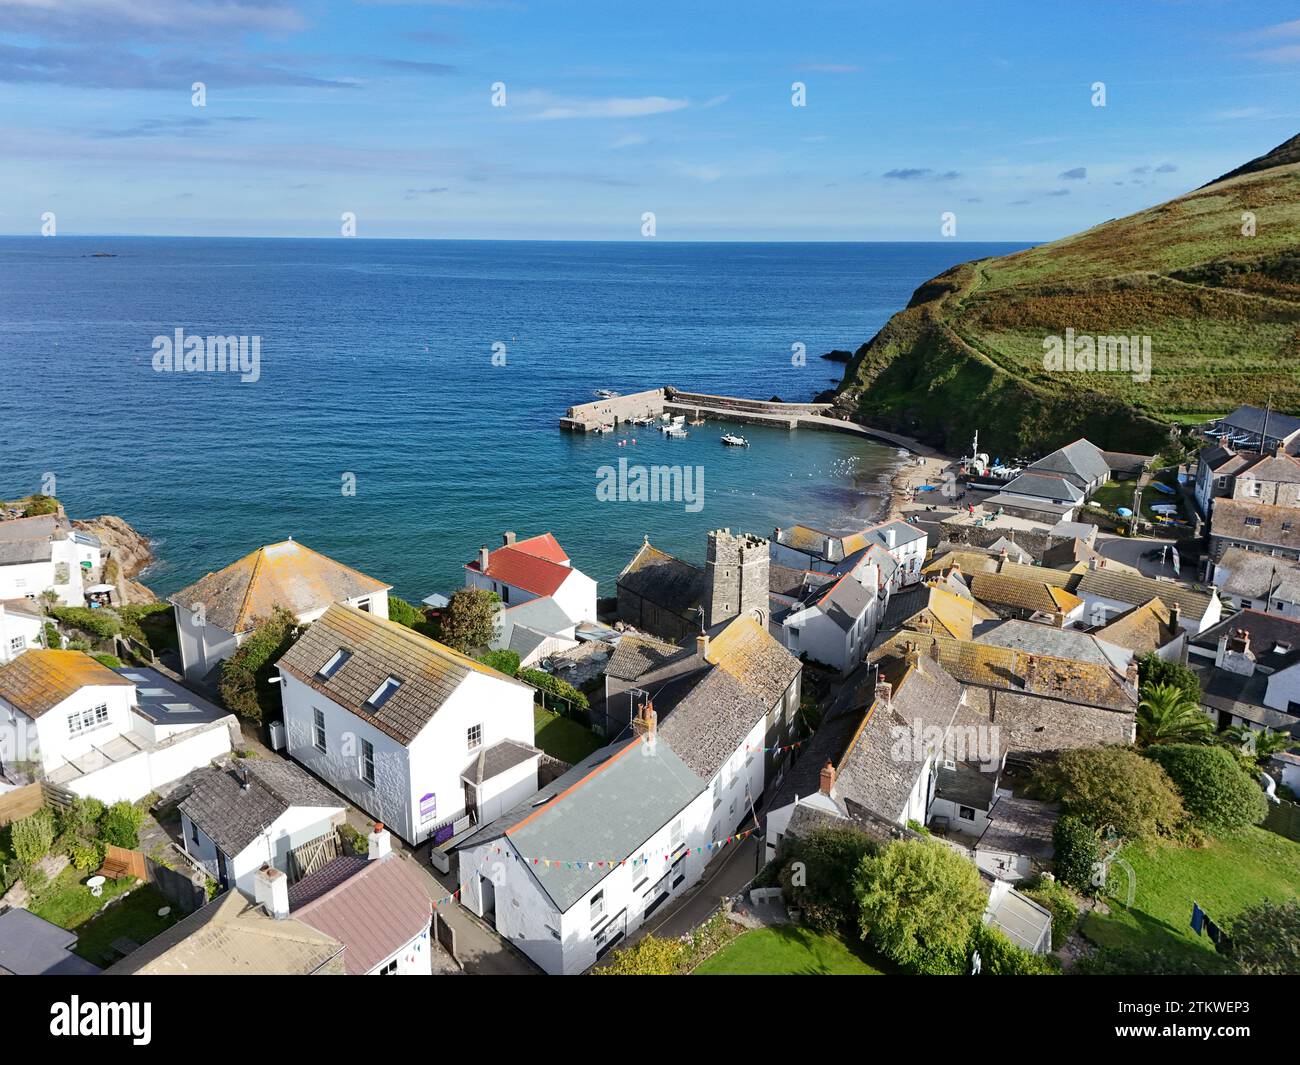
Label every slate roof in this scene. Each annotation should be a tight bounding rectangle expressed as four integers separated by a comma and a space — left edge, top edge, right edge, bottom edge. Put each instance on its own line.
0, 514, 61, 566
277, 602, 527, 747
1075, 569, 1217, 618
170, 540, 390, 635
880, 583, 996, 640
1211, 498, 1300, 551
1027, 438, 1112, 487
1215, 548, 1300, 605
462, 738, 541, 786
1092, 597, 1182, 655
179, 758, 344, 857
287, 854, 432, 976
462, 737, 707, 912
974, 619, 1131, 671
494, 596, 577, 657
969, 572, 1083, 615
0, 909, 102, 975
977, 797, 1059, 860
869, 632, 1137, 712
1193, 663, 1300, 732
788, 560, 879, 631
105, 889, 346, 975
833, 653, 966, 822
0, 649, 134, 717
1191, 608, 1300, 658
1219, 404, 1300, 443
1000, 471, 1086, 503
604, 631, 685, 681
615, 539, 705, 615
935, 762, 998, 810
655, 616, 801, 777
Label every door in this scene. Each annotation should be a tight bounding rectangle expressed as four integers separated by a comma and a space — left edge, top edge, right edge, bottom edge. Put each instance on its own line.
480, 875, 496, 919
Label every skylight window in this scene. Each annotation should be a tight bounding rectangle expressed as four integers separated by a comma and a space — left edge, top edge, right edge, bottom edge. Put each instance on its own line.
317, 648, 352, 680
365, 676, 402, 710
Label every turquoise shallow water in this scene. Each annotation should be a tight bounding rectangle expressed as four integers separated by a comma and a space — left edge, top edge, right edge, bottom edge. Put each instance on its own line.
0, 238, 1027, 600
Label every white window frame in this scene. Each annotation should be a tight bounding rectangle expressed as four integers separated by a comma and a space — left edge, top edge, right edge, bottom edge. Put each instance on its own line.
467, 723, 483, 751
67, 702, 110, 739
360, 738, 375, 787
313, 707, 327, 753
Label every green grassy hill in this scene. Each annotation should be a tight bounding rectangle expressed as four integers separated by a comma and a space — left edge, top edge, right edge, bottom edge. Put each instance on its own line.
834, 133, 1300, 456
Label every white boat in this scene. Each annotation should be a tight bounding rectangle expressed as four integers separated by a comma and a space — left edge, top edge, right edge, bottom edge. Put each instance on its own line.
594, 389, 621, 399
631, 416, 654, 426
721, 433, 749, 447
664, 425, 688, 438
591, 423, 615, 434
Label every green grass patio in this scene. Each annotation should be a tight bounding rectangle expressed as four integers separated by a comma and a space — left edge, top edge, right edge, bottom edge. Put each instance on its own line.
1082, 826, 1300, 960
693, 925, 895, 975
533, 706, 603, 764
27, 867, 180, 964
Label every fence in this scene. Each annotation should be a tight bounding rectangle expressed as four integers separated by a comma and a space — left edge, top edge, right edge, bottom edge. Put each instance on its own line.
434, 912, 459, 968
1264, 799, 1300, 842
145, 856, 207, 914
0, 783, 44, 828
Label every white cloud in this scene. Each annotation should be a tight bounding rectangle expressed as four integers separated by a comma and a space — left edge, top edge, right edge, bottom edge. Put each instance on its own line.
520, 92, 690, 120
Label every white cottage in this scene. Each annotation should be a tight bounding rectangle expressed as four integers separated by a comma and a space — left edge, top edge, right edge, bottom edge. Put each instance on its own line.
464, 531, 597, 625
0, 515, 102, 607
0, 652, 236, 802
169, 538, 392, 682
0, 599, 46, 664
275, 603, 540, 846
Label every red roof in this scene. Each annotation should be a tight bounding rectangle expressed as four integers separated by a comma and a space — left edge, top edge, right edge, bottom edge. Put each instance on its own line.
289, 855, 432, 976
466, 536, 573, 597
512, 533, 569, 564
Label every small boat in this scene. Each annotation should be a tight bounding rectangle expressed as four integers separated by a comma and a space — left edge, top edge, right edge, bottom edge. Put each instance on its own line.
689, 417, 705, 426
664, 425, 688, 438
594, 389, 621, 399
721, 433, 749, 447
631, 416, 654, 426
592, 423, 615, 434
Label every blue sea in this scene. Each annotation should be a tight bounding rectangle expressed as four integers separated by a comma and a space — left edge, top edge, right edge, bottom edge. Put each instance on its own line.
0, 239, 1027, 601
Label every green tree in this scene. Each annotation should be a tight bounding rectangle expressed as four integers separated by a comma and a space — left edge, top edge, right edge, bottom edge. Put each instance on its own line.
478, 649, 520, 677
219, 605, 299, 723
1219, 725, 1295, 768
100, 801, 144, 850
1051, 814, 1102, 893
854, 839, 986, 969
1136, 653, 1201, 701
1032, 746, 1185, 840
1137, 682, 1214, 746
10, 809, 56, 865
1228, 898, 1300, 975
440, 588, 500, 653
386, 595, 425, 629
778, 825, 878, 932
1146, 743, 1267, 833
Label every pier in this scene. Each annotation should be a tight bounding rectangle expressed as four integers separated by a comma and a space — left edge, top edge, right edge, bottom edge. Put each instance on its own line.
559, 386, 943, 456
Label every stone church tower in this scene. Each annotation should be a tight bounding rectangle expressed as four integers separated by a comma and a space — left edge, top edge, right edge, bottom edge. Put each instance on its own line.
704, 529, 770, 629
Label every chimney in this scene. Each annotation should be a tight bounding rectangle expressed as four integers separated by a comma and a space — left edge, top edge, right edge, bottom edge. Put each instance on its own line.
1088, 555, 1099, 571
1229, 628, 1251, 655
819, 761, 836, 796
1276, 440, 1288, 459
696, 633, 710, 660
368, 822, 392, 861
999, 546, 1008, 562
874, 678, 893, 709
929, 640, 941, 662
1125, 656, 1139, 687
885, 527, 897, 550
254, 864, 289, 919
239, 764, 251, 791
904, 641, 921, 670
951, 563, 962, 580
478, 545, 490, 571
1216, 632, 1229, 667
632, 700, 657, 738
502, 531, 516, 547
1053, 611, 1067, 629
1023, 655, 1038, 688
1168, 601, 1181, 631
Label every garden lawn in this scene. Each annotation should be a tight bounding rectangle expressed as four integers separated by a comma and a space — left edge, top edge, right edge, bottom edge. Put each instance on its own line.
533, 707, 602, 764
28, 866, 137, 931
692, 926, 895, 975
1082, 827, 1300, 958
72, 884, 180, 964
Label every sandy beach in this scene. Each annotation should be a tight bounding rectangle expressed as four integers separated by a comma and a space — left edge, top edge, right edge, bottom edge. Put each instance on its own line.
886, 450, 960, 522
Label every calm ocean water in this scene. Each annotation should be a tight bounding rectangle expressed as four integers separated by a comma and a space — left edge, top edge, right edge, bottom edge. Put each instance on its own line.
0, 238, 1026, 600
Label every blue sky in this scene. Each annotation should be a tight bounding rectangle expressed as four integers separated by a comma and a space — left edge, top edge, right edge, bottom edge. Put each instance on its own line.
2, 0, 1298, 239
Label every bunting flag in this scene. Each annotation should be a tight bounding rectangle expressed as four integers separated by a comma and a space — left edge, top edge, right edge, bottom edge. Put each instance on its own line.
476, 828, 758, 870
430, 886, 462, 909
742, 739, 805, 754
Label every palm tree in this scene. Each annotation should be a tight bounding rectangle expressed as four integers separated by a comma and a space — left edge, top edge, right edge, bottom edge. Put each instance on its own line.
1136, 682, 1214, 746
1220, 725, 1295, 767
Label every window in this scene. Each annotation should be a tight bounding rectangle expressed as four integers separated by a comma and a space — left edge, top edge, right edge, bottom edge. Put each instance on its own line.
467, 723, 483, 751
712, 777, 721, 809
959, 805, 976, 822
377, 958, 398, 975
590, 890, 605, 924
355, 598, 370, 613
671, 853, 686, 889
365, 676, 402, 710
67, 702, 110, 738
1245, 517, 1262, 528
316, 648, 351, 680
8, 635, 24, 655
190, 819, 200, 845
669, 819, 683, 852
360, 739, 375, 787
313, 708, 327, 753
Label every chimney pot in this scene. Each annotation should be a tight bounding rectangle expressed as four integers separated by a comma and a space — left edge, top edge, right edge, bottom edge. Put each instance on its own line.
368, 823, 392, 861
503, 531, 516, 547
254, 864, 289, 919
819, 761, 836, 796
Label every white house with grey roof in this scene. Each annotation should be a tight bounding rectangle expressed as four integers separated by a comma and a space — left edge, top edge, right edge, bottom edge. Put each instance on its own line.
771, 520, 926, 584
179, 757, 347, 897
275, 603, 539, 846
0, 514, 102, 607
0, 598, 46, 664
1210, 548, 1300, 617
773, 548, 890, 673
